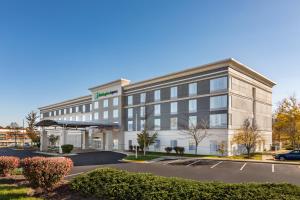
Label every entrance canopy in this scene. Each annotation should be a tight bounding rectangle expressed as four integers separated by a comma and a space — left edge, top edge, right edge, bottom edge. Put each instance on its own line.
36, 119, 119, 129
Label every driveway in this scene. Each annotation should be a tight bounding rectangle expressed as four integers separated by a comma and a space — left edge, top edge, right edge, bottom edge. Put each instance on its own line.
0, 148, 126, 166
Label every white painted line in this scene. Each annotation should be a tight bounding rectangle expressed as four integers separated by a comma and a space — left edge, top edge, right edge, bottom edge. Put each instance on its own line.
240, 163, 247, 171
164, 159, 181, 165
272, 164, 275, 173
186, 159, 201, 167
210, 161, 223, 169
65, 172, 84, 178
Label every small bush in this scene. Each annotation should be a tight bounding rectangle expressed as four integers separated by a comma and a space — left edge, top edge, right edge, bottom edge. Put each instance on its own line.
71, 168, 300, 200
173, 147, 184, 155
21, 157, 73, 190
0, 156, 19, 176
61, 144, 74, 154
129, 145, 134, 151
165, 147, 172, 154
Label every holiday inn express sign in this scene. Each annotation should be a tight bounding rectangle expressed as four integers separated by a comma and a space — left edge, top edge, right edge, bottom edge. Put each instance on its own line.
95, 90, 118, 99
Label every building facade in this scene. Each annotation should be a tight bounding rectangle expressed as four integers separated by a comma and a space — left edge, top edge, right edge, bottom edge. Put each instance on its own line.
39, 58, 275, 155
0, 128, 31, 147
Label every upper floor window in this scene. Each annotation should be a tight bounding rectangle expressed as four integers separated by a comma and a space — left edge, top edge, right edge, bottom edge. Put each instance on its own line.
154, 119, 161, 130
140, 93, 146, 103
128, 96, 133, 105
94, 101, 99, 109
210, 114, 227, 128
170, 117, 178, 130
128, 121, 133, 131
154, 90, 160, 101
103, 99, 109, 108
154, 104, 161, 116
128, 108, 133, 118
189, 116, 197, 129
170, 102, 178, 114
189, 83, 197, 96
210, 95, 227, 110
210, 77, 227, 92
94, 112, 99, 120
113, 109, 119, 118
189, 99, 197, 113
140, 106, 145, 117
170, 87, 177, 98
103, 111, 108, 119
113, 97, 119, 106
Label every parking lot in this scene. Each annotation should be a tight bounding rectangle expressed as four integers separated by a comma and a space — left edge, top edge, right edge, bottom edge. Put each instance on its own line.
99, 158, 300, 185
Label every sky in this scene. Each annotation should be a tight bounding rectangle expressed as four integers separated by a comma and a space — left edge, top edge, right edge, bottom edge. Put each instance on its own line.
0, 0, 299, 127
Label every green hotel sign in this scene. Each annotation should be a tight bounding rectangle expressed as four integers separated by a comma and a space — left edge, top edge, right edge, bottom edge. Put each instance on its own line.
95, 90, 118, 99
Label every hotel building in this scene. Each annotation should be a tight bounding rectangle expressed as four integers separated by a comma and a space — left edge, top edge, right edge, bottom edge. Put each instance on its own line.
38, 58, 275, 155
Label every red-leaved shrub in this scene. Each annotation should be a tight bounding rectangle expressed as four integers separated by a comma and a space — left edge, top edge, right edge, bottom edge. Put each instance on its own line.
0, 156, 20, 176
21, 157, 73, 189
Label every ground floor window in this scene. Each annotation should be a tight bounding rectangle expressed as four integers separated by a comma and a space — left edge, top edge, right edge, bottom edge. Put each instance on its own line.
170, 140, 177, 148
128, 140, 132, 149
154, 139, 160, 150
113, 139, 118, 150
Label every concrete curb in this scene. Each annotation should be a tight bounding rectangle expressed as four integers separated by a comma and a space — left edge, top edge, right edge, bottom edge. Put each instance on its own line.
34, 151, 78, 156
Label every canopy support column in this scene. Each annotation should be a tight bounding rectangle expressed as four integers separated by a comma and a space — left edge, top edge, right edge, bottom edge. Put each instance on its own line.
40, 128, 48, 152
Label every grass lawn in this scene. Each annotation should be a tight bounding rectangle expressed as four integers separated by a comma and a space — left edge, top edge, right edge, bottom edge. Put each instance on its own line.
125, 155, 161, 161
0, 184, 41, 200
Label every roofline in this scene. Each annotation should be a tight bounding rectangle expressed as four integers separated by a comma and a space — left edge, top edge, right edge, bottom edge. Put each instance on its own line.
124, 58, 276, 90
38, 95, 92, 111
88, 78, 131, 91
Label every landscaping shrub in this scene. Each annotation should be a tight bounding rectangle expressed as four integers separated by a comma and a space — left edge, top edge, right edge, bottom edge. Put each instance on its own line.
0, 156, 19, 176
61, 144, 74, 154
21, 157, 73, 190
71, 168, 300, 200
164, 147, 172, 154
173, 147, 185, 155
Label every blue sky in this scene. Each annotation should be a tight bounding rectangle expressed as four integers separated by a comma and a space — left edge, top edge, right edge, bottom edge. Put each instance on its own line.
0, 0, 299, 126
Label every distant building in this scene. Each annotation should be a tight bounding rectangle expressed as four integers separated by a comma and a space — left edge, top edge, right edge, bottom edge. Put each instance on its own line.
0, 128, 31, 146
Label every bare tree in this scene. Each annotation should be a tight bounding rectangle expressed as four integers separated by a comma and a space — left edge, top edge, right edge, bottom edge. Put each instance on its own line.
179, 117, 209, 155
26, 111, 40, 144
9, 122, 21, 147
232, 118, 263, 158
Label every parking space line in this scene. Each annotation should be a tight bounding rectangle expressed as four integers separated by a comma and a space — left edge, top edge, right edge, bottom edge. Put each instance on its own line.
210, 161, 223, 168
164, 159, 181, 165
272, 164, 275, 173
186, 159, 201, 167
240, 163, 247, 171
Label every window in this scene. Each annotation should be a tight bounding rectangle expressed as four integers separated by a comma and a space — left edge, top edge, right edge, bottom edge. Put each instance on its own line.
76, 106, 79, 112
94, 112, 99, 120
189, 99, 197, 113
170, 140, 177, 148
189, 116, 197, 128
154, 104, 160, 116
154, 119, 160, 130
128, 108, 133, 118
170, 117, 178, 130
210, 114, 227, 128
70, 116, 73, 121
210, 95, 227, 110
103, 111, 108, 119
189, 141, 196, 151
128, 140, 132, 149
154, 140, 160, 150
170, 87, 177, 98
140, 93, 146, 103
103, 99, 108, 108
170, 102, 177, 114
83, 105, 86, 112
113, 109, 119, 118
140, 106, 145, 117
94, 101, 99, 109
189, 83, 197, 96
154, 90, 160, 101
128, 121, 133, 131
75, 116, 79, 121
128, 96, 133, 105
82, 115, 86, 121
140, 119, 145, 130
113, 97, 119, 106
210, 77, 227, 92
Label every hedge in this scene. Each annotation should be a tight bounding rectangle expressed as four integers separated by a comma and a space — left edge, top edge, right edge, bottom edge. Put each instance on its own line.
0, 156, 19, 176
71, 168, 300, 200
21, 157, 73, 190
61, 144, 74, 154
